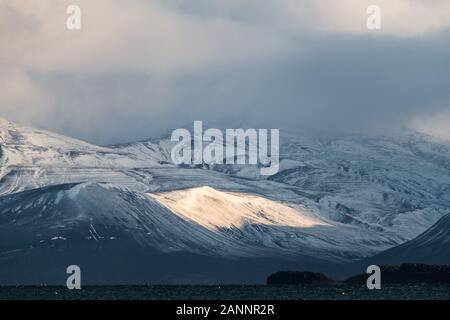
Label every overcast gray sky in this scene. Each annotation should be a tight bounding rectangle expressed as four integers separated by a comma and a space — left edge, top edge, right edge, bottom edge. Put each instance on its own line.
1, 0, 450, 144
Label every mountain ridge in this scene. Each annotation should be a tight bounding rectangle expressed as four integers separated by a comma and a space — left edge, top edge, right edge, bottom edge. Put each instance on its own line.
1, 117, 450, 283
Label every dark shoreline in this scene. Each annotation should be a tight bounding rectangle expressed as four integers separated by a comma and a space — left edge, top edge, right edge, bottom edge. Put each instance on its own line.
267, 263, 450, 286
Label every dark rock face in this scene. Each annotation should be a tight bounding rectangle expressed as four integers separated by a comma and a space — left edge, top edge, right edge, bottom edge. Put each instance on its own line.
267, 271, 334, 285
345, 263, 450, 285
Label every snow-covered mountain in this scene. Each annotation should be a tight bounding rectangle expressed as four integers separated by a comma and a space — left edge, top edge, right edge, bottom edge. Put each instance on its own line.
357, 213, 450, 267
1, 117, 449, 284
0, 117, 173, 195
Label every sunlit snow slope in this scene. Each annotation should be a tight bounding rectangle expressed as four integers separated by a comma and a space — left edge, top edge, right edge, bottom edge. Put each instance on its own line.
150, 186, 328, 230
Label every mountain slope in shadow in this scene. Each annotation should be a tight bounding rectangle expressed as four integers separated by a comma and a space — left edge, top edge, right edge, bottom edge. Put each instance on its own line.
0, 183, 344, 285
343, 213, 450, 278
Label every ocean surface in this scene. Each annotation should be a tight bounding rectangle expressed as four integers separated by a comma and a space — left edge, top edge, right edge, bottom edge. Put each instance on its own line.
0, 285, 449, 300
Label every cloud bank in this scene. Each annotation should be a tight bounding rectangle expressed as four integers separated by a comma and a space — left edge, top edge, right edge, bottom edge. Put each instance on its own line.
1, 0, 449, 144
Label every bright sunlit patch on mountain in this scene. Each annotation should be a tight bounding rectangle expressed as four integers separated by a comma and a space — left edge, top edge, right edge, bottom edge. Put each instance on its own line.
148, 186, 330, 231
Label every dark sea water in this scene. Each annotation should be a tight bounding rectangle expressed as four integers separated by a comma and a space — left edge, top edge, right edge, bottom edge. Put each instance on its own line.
1, 285, 449, 300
